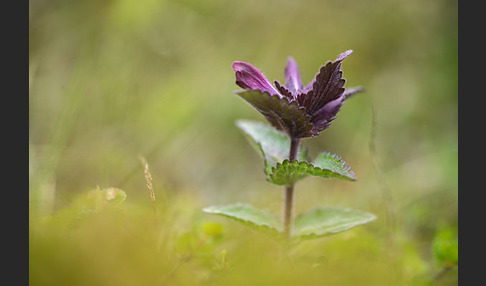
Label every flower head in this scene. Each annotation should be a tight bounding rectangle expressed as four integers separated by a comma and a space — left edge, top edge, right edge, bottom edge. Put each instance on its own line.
232, 50, 363, 138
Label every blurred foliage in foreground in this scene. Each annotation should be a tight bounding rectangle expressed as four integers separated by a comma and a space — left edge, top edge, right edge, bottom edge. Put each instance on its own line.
30, 186, 457, 285
30, 0, 457, 285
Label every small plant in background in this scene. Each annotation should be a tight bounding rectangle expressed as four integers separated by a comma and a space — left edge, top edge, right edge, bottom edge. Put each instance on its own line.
204, 50, 376, 243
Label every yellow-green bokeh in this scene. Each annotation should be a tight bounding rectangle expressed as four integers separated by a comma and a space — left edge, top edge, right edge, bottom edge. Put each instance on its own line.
30, 0, 457, 284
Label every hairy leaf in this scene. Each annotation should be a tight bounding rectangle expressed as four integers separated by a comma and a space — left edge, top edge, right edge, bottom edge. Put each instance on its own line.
312, 152, 356, 181
267, 152, 356, 186
297, 50, 351, 116
236, 90, 314, 138
293, 207, 376, 240
266, 160, 311, 185
236, 120, 307, 175
203, 203, 282, 236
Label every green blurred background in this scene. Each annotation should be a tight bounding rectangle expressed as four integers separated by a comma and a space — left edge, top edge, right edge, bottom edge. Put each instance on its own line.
29, 0, 457, 285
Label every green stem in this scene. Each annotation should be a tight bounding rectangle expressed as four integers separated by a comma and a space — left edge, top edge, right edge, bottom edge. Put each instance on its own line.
283, 137, 300, 239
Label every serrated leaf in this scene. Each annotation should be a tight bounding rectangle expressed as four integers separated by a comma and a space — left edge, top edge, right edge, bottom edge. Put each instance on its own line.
236, 90, 314, 138
267, 152, 356, 186
293, 207, 376, 240
267, 160, 311, 185
311, 152, 357, 181
236, 120, 356, 185
203, 203, 282, 236
236, 120, 307, 174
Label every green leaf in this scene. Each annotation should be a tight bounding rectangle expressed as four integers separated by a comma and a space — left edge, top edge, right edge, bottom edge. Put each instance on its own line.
311, 152, 357, 181
203, 203, 282, 236
236, 120, 356, 185
267, 152, 356, 186
267, 160, 312, 185
236, 120, 307, 175
293, 207, 376, 240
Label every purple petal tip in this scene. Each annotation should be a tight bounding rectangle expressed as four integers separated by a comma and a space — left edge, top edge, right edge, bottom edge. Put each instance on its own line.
231, 61, 246, 72
232, 60, 281, 96
336, 50, 353, 61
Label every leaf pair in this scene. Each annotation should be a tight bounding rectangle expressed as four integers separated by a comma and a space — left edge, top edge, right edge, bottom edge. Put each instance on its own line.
203, 120, 376, 242
203, 203, 376, 242
236, 120, 356, 186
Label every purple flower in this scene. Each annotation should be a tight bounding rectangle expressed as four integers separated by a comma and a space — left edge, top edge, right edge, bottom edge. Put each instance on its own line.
232, 50, 363, 139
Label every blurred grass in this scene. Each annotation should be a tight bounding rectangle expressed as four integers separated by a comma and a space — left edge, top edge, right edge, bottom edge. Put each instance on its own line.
29, 0, 457, 285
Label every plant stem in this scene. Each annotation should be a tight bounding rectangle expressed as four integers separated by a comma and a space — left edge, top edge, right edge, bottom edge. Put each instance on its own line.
283, 137, 300, 239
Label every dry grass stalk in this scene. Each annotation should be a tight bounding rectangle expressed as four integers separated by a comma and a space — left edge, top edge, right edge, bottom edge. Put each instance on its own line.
139, 156, 157, 217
